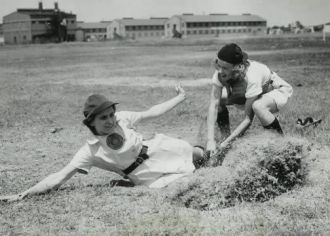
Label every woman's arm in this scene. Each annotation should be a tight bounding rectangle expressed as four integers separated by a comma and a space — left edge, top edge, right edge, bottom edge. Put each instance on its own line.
206, 85, 221, 154
0, 164, 78, 202
220, 96, 257, 147
139, 84, 186, 121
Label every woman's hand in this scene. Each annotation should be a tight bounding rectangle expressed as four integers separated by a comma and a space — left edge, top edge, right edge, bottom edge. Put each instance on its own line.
0, 193, 26, 203
175, 83, 186, 101
206, 139, 217, 156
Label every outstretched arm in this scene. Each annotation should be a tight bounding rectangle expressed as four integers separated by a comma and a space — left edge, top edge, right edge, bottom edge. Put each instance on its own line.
0, 164, 78, 202
206, 85, 221, 154
139, 84, 186, 121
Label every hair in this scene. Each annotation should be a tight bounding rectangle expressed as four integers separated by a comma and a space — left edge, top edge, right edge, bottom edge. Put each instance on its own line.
83, 104, 117, 136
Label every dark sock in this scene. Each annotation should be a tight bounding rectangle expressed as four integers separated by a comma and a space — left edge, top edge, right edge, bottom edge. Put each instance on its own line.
264, 118, 284, 135
216, 106, 230, 137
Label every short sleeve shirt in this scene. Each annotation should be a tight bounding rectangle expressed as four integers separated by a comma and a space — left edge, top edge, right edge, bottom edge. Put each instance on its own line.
211, 60, 272, 98
68, 111, 195, 188
69, 111, 144, 176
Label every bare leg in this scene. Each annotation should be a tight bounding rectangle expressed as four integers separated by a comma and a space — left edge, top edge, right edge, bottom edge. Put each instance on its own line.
252, 95, 283, 134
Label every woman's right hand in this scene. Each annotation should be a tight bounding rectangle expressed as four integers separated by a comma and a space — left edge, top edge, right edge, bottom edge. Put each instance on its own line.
206, 139, 217, 156
0, 193, 26, 203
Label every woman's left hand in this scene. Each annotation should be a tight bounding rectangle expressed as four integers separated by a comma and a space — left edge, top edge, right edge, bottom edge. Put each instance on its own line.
175, 83, 186, 100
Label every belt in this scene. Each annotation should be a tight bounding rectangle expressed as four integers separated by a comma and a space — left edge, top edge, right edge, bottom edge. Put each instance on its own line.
122, 145, 149, 176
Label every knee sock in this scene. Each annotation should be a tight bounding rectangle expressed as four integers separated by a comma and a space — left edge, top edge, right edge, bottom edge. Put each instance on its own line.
264, 117, 284, 135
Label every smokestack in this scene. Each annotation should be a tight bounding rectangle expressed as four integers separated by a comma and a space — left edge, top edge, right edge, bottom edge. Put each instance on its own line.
38, 1, 43, 10
54, 2, 59, 10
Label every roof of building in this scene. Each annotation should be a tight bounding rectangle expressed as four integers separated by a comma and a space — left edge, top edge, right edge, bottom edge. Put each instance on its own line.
176, 14, 266, 22
115, 18, 168, 26
16, 9, 76, 18
77, 22, 111, 29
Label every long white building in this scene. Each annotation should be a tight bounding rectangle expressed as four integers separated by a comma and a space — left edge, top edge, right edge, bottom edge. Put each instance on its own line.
108, 17, 168, 39
165, 13, 267, 38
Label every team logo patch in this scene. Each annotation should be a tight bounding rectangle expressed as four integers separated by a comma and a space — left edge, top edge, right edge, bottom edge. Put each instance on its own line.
106, 133, 124, 150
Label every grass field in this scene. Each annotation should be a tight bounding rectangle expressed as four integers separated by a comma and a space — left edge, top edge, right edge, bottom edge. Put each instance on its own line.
0, 35, 330, 235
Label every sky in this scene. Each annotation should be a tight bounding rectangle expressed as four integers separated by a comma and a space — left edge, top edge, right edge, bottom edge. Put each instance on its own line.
1, 0, 330, 27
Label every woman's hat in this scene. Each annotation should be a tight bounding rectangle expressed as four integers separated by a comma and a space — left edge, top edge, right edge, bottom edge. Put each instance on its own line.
83, 94, 118, 125
217, 43, 248, 65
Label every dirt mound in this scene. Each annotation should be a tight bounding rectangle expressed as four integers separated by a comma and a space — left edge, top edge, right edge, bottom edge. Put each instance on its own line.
167, 133, 310, 211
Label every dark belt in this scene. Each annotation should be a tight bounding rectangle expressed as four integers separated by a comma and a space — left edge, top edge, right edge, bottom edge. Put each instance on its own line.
122, 145, 149, 176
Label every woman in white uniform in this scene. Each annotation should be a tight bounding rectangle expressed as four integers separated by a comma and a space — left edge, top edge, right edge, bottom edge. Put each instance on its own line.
207, 43, 293, 155
0, 85, 207, 202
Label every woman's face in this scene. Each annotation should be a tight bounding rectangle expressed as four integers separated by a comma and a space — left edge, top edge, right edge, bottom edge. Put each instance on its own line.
90, 107, 117, 135
215, 58, 234, 82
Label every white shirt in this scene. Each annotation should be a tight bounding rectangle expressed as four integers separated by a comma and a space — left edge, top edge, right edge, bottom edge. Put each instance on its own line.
68, 111, 195, 188
211, 60, 272, 98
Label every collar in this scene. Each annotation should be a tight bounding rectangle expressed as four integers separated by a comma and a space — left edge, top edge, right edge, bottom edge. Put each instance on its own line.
87, 136, 100, 145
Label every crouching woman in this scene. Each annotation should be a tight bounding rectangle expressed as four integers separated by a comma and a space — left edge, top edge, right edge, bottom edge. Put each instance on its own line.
0, 85, 207, 202
207, 43, 293, 155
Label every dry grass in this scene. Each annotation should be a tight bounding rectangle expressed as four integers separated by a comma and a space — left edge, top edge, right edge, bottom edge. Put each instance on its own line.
0, 35, 330, 235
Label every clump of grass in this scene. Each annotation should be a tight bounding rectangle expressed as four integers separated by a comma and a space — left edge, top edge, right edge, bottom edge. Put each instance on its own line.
167, 134, 310, 211
226, 143, 306, 205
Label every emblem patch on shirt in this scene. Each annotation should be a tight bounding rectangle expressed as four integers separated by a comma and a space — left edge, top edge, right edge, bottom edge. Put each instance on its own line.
106, 133, 124, 150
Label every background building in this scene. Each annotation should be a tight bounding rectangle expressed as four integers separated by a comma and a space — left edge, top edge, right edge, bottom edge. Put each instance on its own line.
108, 17, 168, 40
2, 2, 76, 44
0, 23, 3, 45
165, 13, 267, 38
76, 21, 110, 41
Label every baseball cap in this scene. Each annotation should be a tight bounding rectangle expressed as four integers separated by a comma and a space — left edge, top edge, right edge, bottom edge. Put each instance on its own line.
83, 94, 118, 125
217, 43, 248, 65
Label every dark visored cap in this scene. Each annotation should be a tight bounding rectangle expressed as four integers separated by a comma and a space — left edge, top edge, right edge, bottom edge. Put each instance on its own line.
217, 43, 248, 65
83, 94, 118, 125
